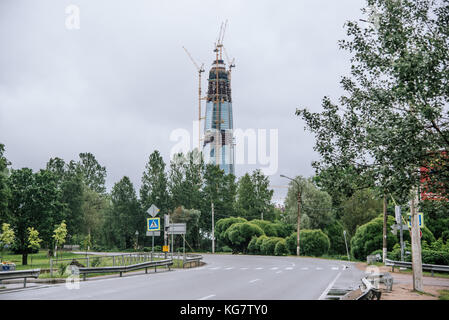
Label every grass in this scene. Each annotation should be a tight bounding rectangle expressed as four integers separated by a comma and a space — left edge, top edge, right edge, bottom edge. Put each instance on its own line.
438, 290, 449, 300
1, 250, 187, 279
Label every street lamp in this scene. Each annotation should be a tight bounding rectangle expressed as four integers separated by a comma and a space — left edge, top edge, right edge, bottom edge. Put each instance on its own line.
280, 175, 301, 256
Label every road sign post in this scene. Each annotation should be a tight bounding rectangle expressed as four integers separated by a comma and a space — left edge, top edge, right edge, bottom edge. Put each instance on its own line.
146, 204, 160, 253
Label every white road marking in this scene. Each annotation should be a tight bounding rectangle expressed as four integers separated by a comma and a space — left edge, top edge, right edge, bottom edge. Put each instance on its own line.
331, 266, 339, 270
198, 294, 216, 300
271, 267, 279, 270
316, 267, 323, 270
301, 267, 309, 270
276, 271, 282, 274
285, 267, 293, 270
209, 267, 221, 270
249, 279, 260, 284
255, 267, 263, 270
240, 267, 249, 270
225, 267, 234, 270
318, 272, 342, 300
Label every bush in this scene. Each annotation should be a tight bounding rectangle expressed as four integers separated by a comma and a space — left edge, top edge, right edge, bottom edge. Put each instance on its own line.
350, 216, 397, 261
253, 235, 269, 255
250, 220, 277, 236
272, 223, 295, 238
274, 239, 289, 256
215, 217, 248, 247
224, 222, 264, 253
323, 220, 347, 255
286, 230, 330, 257
260, 237, 283, 255
220, 245, 233, 253
247, 237, 259, 254
389, 242, 449, 265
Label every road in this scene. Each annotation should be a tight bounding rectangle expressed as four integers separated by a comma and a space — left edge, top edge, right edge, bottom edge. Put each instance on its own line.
0, 254, 365, 300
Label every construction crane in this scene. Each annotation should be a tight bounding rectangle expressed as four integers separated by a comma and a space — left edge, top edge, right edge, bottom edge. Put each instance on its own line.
183, 46, 205, 151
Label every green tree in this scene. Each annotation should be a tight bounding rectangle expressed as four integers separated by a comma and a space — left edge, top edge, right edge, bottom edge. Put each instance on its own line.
53, 220, 68, 258
340, 188, 383, 237
284, 176, 333, 230
0, 144, 11, 224
27, 227, 42, 252
81, 186, 108, 249
106, 176, 141, 249
0, 223, 15, 262
46, 157, 84, 239
140, 150, 171, 215
7, 168, 63, 264
297, 0, 449, 203
236, 170, 274, 220
74, 153, 107, 194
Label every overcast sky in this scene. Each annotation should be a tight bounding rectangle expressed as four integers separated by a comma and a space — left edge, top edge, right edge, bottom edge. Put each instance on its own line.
0, 0, 368, 203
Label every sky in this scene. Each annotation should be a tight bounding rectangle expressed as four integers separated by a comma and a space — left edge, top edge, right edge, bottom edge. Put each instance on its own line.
0, 0, 368, 204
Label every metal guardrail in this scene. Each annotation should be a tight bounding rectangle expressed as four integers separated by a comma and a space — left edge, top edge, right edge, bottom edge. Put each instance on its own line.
0, 269, 41, 288
385, 259, 449, 276
356, 278, 382, 300
78, 259, 173, 280
183, 254, 203, 268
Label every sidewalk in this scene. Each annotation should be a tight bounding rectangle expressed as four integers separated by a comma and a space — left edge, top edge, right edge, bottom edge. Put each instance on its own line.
356, 262, 449, 300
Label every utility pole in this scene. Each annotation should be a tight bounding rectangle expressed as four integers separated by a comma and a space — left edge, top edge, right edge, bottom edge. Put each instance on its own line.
211, 202, 215, 254
296, 190, 301, 256
410, 189, 423, 291
383, 195, 388, 263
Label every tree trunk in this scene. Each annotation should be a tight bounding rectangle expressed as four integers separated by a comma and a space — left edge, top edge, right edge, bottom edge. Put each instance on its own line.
22, 252, 28, 265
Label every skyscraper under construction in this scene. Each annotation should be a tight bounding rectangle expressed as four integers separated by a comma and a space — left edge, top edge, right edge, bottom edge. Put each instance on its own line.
202, 41, 235, 175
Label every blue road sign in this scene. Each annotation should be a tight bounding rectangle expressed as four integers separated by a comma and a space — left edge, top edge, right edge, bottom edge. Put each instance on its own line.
147, 218, 160, 232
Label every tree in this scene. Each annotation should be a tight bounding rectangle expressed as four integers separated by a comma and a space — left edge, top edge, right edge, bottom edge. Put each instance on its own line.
0, 144, 11, 224
283, 176, 333, 230
47, 157, 84, 239
236, 170, 274, 220
140, 151, 171, 214
74, 153, 107, 194
7, 168, 63, 264
27, 227, 42, 253
0, 223, 15, 262
296, 0, 449, 201
81, 186, 108, 249
340, 188, 384, 237
106, 176, 141, 249
53, 220, 68, 258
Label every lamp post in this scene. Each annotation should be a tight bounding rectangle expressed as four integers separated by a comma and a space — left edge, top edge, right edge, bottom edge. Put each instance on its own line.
280, 175, 301, 256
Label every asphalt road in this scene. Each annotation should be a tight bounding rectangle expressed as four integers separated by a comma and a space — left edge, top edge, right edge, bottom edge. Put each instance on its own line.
0, 254, 365, 300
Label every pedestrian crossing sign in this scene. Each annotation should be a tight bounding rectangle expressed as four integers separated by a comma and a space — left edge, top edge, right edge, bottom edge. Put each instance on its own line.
147, 218, 160, 232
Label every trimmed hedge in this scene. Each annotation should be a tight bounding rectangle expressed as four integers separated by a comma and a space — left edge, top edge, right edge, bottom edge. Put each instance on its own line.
350, 216, 397, 260
286, 229, 330, 257
223, 222, 264, 253
260, 237, 283, 255
274, 239, 288, 256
